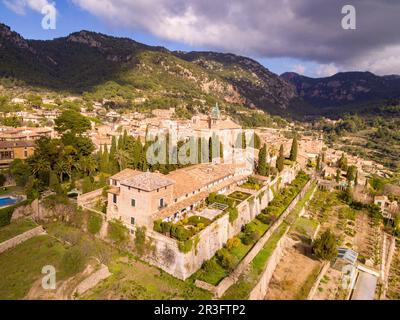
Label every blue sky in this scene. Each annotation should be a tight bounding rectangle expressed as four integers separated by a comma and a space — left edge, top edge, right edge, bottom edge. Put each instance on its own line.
0, 0, 322, 77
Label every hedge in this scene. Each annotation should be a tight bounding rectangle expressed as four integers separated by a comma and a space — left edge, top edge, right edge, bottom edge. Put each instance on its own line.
178, 239, 193, 253
0, 200, 31, 227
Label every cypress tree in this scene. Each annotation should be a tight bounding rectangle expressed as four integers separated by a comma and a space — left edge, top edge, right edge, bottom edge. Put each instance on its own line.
258, 144, 267, 176
276, 144, 284, 172
316, 155, 321, 171
336, 169, 341, 183
289, 134, 298, 162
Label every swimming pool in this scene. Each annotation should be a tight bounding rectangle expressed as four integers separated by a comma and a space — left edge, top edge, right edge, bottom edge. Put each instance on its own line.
0, 196, 19, 207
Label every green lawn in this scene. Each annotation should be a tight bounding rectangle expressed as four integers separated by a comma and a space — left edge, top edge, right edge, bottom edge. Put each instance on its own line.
0, 235, 68, 300
0, 219, 38, 243
292, 217, 319, 239
82, 258, 212, 300
228, 191, 251, 202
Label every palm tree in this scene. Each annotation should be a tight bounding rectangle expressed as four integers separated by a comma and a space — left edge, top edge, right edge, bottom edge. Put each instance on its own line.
29, 156, 51, 176
114, 149, 131, 171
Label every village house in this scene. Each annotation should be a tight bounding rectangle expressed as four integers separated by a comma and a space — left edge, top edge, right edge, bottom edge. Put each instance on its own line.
0, 140, 35, 168
374, 195, 399, 219
106, 162, 252, 230
0, 126, 54, 141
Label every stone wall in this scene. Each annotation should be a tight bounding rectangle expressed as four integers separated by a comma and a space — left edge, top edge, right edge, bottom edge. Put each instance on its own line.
248, 232, 291, 300
141, 166, 300, 280
77, 188, 104, 207
0, 225, 45, 254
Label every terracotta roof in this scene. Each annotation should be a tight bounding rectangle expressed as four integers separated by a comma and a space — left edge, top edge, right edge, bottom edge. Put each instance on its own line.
167, 163, 247, 198
110, 168, 141, 181
121, 172, 175, 191
152, 173, 247, 220
0, 140, 35, 148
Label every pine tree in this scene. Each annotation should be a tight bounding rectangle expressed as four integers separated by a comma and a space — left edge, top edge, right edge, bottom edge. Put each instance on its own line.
276, 144, 284, 172
289, 134, 298, 162
257, 144, 267, 176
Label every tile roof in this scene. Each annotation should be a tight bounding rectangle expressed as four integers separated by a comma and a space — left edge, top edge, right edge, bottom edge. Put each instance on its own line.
0, 140, 35, 148
121, 172, 175, 192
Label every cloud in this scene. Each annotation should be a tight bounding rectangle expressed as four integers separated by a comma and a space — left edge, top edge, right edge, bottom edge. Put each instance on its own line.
3, 0, 53, 15
292, 64, 306, 75
315, 63, 339, 77
68, 1, 400, 75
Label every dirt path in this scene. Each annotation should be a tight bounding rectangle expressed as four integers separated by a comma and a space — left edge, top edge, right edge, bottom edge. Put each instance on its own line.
265, 239, 321, 300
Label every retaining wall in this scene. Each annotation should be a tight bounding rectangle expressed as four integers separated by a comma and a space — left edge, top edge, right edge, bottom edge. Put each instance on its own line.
0, 225, 45, 254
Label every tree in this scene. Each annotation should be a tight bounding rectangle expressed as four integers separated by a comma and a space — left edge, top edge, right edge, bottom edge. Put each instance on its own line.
337, 153, 348, 170
0, 173, 6, 187
257, 144, 268, 176
312, 229, 337, 261
289, 134, 298, 161
10, 159, 30, 186
54, 110, 91, 135
316, 155, 321, 171
346, 165, 357, 182
48, 171, 59, 191
336, 169, 341, 183
276, 144, 284, 172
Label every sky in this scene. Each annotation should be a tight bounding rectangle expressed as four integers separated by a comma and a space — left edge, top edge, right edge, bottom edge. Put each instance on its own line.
1, 0, 400, 78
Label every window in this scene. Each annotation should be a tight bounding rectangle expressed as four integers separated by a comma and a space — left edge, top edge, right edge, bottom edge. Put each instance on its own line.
159, 198, 165, 208
131, 217, 135, 225
131, 199, 136, 207
24, 150, 28, 157
113, 194, 117, 204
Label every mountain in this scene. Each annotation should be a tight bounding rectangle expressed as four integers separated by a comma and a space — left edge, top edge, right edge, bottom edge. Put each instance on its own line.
0, 23, 296, 115
282, 71, 400, 117
2, 22, 400, 118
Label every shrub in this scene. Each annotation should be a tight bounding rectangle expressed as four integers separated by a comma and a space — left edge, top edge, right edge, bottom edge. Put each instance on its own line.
216, 248, 238, 271
241, 224, 261, 245
87, 212, 103, 235
161, 221, 172, 234
107, 219, 129, 244
202, 259, 220, 273
256, 213, 276, 225
0, 200, 30, 227
178, 239, 193, 253
226, 237, 241, 251
170, 225, 192, 241
153, 219, 162, 233
228, 207, 238, 224
0, 173, 6, 187
61, 247, 86, 277
135, 226, 147, 256
187, 216, 211, 227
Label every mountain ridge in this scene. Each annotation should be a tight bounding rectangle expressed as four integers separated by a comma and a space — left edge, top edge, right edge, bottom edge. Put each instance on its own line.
1, 22, 400, 118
